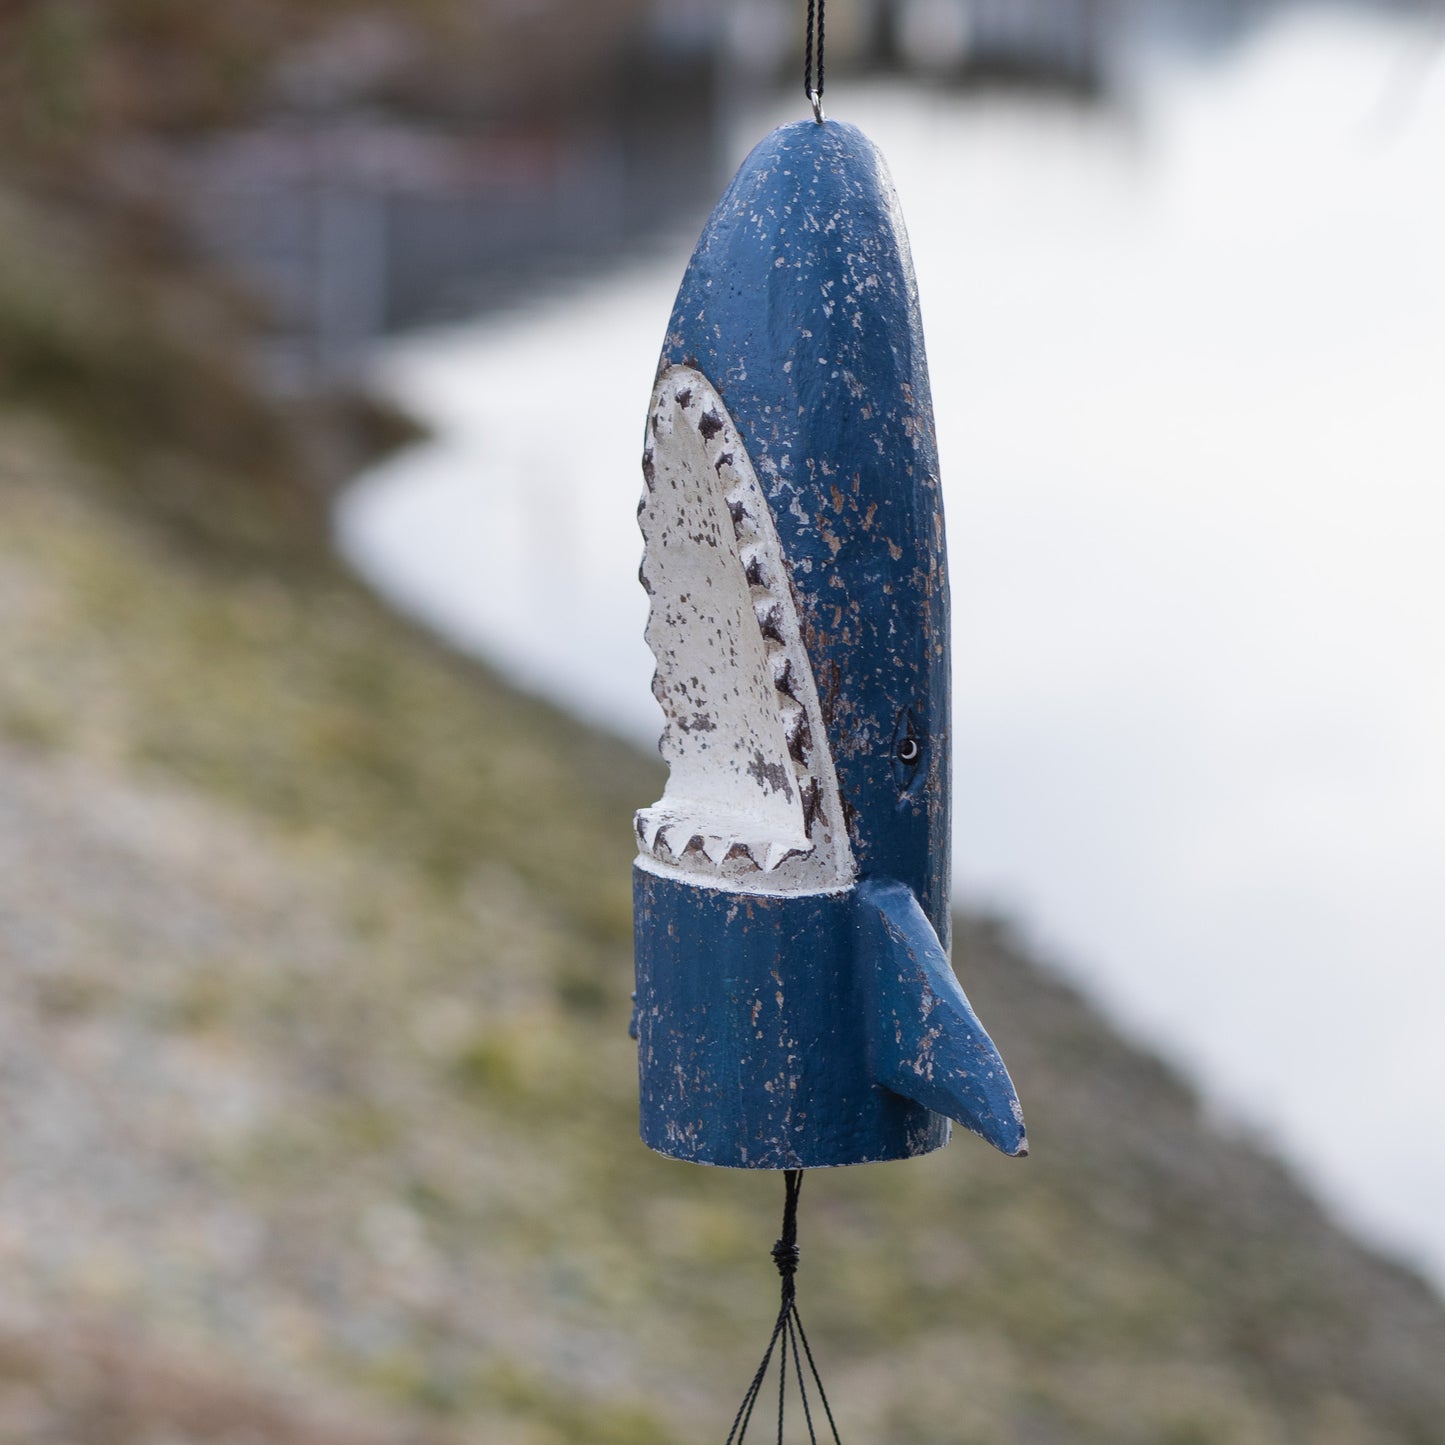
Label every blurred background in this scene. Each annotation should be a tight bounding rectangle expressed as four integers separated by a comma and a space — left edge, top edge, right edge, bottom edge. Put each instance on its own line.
3, 1, 1445, 1442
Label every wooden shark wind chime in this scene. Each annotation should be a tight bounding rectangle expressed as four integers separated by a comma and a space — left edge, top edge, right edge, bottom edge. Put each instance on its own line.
631, 4, 1026, 1436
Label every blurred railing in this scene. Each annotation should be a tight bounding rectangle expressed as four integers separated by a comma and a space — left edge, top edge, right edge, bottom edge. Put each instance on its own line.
172, 0, 1144, 386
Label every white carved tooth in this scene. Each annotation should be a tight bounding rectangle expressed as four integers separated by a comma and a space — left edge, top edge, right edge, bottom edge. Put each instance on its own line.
740, 544, 767, 589
702, 835, 733, 865
800, 779, 823, 836
782, 704, 811, 760
726, 489, 756, 534
762, 842, 809, 873
639, 812, 668, 852
754, 599, 783, 644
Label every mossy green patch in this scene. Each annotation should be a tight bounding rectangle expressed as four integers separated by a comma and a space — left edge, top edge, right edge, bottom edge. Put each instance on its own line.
3, 201, 1445, 1444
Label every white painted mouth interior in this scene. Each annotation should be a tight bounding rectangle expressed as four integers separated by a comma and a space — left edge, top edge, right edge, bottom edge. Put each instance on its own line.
635, 365, 853, 894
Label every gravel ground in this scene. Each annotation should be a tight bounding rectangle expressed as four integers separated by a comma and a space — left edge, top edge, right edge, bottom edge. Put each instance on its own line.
5, 414, 1445, 1444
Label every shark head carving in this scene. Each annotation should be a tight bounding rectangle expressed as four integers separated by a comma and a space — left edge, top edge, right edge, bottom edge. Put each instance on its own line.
632, 119, 1024, 1169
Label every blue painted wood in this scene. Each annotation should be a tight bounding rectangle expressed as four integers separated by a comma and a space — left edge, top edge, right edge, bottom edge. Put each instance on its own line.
857, 878, 1026, 1155
634, 870, 950, 1167
633, 119, 1026, 1168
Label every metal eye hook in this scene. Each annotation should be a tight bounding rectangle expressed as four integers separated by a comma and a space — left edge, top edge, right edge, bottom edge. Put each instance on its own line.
804, 0, 826, 123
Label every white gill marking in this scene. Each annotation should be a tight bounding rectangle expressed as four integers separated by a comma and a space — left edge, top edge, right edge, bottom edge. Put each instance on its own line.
635, 365, 854, 896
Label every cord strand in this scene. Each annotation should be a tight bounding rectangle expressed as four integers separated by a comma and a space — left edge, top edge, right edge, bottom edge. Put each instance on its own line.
804, 0, 826, 120
787, 1313, 818, 1444
725, 1171, 842, 1444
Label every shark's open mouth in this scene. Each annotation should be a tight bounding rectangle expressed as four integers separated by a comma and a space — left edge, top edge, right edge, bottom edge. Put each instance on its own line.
635, 366, 854, 894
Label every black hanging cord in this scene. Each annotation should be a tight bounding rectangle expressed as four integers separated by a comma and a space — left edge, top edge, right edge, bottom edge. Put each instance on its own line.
725, 1171, 842, 1444
804, 0, 827, 122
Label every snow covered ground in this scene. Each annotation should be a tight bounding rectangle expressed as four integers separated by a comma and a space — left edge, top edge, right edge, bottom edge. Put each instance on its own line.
338, 8, 1445, 1287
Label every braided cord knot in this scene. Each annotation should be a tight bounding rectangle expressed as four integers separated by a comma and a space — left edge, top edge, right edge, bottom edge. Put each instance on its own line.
725, 1170, 841, 1444
771, 1238, 800, 1278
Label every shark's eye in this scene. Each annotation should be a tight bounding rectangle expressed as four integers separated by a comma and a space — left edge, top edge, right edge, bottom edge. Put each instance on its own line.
892, 706, 925, 791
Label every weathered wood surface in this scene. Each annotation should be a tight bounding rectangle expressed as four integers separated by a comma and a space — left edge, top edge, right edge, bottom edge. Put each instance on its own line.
633, 120, 1025, 1168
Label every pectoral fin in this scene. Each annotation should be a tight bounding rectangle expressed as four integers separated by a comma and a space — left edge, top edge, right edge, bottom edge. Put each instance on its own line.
858, 878, 1028, 1157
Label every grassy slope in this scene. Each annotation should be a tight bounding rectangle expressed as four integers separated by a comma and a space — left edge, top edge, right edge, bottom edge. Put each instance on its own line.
3, 193, 1445, 1445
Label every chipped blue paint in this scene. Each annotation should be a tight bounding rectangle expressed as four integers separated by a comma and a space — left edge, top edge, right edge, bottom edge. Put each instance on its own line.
633, 119, 1025, 1168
